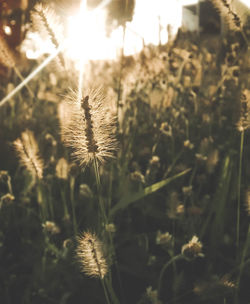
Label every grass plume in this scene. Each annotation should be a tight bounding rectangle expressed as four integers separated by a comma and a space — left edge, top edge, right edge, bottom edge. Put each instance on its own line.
0, 34, 15, 68
61, 88, 117, 167
13, 130, 43, 180
211, 0, 242, 31
76, 231, 108, 279
236, 90, 250, 132
31, 3, 66, 69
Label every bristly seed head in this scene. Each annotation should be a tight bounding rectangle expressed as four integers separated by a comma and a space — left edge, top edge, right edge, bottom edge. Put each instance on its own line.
61, 88, 118, 167
76, 231, 108, 279
81, 95, 99, 153
13, 130, 43, 180
211, 0, 242, 31
31, 3, 65, 69
0, 34, 15, 68
236, 90, 250, 132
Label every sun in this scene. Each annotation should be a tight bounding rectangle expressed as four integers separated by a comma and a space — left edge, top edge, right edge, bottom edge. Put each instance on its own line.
66, 0, 118, 62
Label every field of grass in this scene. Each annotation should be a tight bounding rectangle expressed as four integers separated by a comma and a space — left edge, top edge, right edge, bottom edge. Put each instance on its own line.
0, 2, 250, 304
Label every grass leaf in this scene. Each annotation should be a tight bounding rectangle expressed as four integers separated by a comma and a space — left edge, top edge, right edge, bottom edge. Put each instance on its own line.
110, 168, 191, 216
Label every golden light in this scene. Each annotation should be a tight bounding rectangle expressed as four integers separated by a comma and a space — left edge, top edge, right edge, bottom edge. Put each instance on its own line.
3, 25, 12, 35
66, 0, 186, 61
66, 0, 118, 62
240, 0, 250, 8
22, 32, 57, 60
121, 0, 183, 56
22, 0, 190, 62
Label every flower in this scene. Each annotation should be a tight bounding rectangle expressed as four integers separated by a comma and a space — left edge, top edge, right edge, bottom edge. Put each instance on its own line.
156, 231, 173, 247
42, 221, 60, 235
181, 235, 204, 259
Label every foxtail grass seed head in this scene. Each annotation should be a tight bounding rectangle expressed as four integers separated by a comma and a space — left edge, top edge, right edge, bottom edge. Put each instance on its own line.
76, 231, 108, 279
236, 90, 250, 132
56, 158, 69, 180
211, 0, 242, 31
0, 34, 15, 68
62, 89, 118, 167
31, 3, 65, 68
13, 130, 43, 179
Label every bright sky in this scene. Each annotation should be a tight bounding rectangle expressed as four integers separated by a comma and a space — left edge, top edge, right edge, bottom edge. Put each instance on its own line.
23, 0, 250, 61
240, 0, 250, 7
66, 0, 189, 60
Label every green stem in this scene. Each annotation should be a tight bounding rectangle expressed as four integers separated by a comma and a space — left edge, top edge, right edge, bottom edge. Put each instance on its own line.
101, 279, 111, 304
60, 185, 69, 220
237, 130, 244, 259
238, 225, 250, 292
93, 158, 120, 304
93, 157, 108, 226
105, 277, 120, 304
70, 176, 77, 236
157, 254, 183, 296
37, 181, 47, 222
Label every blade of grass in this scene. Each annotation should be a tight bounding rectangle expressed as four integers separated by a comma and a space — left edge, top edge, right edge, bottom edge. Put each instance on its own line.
110, 168, 191, 216
200, 154, 233, 242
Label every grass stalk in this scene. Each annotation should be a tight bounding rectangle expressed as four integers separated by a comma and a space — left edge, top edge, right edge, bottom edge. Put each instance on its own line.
105, 277, 120, 304
37, 181, 48, 221
157, 254, 183, 296
101, 278, 112, 304
70, 176, 77, 235
93, 157, 120, 304
93, 157, 108, 226
238, 224, 250, 284
236, 130, 244, 259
